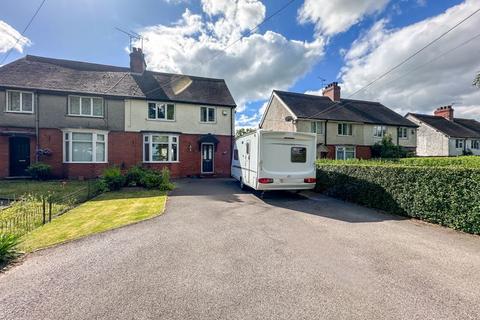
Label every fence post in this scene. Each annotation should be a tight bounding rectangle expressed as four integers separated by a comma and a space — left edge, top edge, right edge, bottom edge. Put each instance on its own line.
48, 198, 52, 222
42, 196, 46, 225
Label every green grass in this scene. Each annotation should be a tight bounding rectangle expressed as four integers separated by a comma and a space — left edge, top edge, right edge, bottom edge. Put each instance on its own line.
19, 189, 167, 252
0, 180, 90, 199
317, 156, 480, 168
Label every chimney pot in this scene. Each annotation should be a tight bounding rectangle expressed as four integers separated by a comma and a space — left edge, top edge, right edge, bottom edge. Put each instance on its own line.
434, 105, 454, 121
130, 47, 146, 74
322, 82, 341, 101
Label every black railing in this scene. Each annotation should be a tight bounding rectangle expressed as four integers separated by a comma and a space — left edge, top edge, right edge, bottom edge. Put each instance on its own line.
0, 181, 101, 236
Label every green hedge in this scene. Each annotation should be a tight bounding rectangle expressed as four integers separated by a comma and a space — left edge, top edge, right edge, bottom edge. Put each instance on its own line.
316, 164, 480, 234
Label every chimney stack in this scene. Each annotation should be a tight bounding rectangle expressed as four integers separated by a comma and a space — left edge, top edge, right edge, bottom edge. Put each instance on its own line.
434, 105, 454, 121
322, 82, 341, 101
130, 47, 146, 74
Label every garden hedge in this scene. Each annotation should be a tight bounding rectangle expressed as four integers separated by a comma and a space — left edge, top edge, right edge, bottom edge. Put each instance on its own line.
316, 164, 480, 234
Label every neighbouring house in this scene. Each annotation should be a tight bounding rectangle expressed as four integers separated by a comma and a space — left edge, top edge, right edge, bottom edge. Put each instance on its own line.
406, 106, 480, 156
0, 48, 236, 179
259, 83, 417, 159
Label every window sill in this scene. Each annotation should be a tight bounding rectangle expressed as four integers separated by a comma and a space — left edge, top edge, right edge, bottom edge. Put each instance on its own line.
5, 110, 34, 114
68, 114, 104, 119
146, 118, 176, 122
63, 161, 108, 164
143, 161, 180, 164
337, 134, 353, 137
199, 121, 217, 124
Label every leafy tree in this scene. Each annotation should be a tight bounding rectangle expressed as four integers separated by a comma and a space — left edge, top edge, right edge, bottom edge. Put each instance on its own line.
371, 135, 407, 159
236, 128, 256, 138
474, 72, 480, 88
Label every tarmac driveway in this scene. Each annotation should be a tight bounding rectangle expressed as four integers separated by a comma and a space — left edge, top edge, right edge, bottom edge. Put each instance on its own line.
1, 178, 480, 320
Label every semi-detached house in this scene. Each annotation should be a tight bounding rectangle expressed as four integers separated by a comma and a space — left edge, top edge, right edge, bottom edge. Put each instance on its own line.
260, 83, 417, 159
0, 48, 236, 178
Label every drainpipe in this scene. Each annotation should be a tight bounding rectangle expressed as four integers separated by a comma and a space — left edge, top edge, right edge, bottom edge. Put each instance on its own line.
230, 107, 234, 171
324, 120, 328, 158
397, 126, 400, 146
35, 91, 40, 163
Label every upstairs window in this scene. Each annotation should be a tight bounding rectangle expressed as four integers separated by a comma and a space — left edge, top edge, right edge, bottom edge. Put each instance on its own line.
200, 106, 216, 123
398, 127, 408, 139
471, 140, 479, 150
337, 123, 353, 136
148, 102, 175, 121
6, 90, 34, 113
69, 96, 104, 117
455, 139, 464, 149
310, 121, 324, 134
373, 125, 387, 138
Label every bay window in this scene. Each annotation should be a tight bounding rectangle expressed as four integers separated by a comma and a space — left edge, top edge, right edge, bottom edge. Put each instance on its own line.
68, 96, 104, 117
336, 146, 355, 160
148, 102, 175, 121
143, 134, 179, 163
6, 90, 34, 113
63, 130, 107, 163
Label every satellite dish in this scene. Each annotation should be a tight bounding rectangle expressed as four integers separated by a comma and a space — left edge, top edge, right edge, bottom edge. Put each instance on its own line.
285, 116, 294, 122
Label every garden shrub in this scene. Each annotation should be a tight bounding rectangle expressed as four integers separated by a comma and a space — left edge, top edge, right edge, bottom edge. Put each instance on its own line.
140, 171, 163, 189
316, 163, 480, 234
0, 233, 20, 264
371, 135, 407, 158
26, 163, 52, 180
126, 165, 147, 186
102, 167, 126, 191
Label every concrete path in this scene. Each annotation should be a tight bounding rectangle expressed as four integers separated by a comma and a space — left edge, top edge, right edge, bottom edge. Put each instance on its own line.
1, 179, 479, 319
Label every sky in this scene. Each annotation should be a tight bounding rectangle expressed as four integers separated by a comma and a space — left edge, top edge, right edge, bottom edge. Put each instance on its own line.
1, 0, 479, 129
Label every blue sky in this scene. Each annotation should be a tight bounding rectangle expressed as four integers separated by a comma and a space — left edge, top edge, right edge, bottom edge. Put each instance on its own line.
1, 0, 479, 128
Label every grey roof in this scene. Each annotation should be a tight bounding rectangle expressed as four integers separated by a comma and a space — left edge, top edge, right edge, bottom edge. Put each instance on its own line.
0, 55, 236, 107
273, 90, 417, 127
407, 113, 480, 138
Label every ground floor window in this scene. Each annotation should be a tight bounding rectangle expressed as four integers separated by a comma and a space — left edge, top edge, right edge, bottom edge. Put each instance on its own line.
143, 134, 179, 163
63, 130, 107, 163
336, 146, 355, 160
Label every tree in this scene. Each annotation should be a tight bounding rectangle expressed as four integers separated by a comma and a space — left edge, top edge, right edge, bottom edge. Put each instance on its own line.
371, 135, 407, 159
236, 128, 256, 138
474, 72, 480, 88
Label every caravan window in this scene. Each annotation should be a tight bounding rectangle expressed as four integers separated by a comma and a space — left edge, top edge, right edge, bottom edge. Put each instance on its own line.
246, 142, 250, 155
291, 147, 307, 163
233, 149, 239, 160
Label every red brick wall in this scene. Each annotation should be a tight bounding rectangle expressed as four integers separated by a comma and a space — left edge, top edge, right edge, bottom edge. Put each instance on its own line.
33, 130, 233, 179
356, 146, 372, 159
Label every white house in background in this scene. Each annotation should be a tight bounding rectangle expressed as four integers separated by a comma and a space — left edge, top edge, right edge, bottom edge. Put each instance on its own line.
406, 106, 480, 156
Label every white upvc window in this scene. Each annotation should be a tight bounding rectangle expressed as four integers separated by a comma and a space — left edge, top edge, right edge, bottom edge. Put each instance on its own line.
200, 106, 216, 123
337, 123, 353, 136
310, 121, 324, 134
398, 127, 408, 139
6, 90, 34, 113
63, 130, 108, 163
373, 125, 387, 138
148, 102, 175, 121
455, 139, 464, 149
336, 146, 356, 160
68, 96, 104, 117
143, 134, 179, 163
471, 140, 480, 150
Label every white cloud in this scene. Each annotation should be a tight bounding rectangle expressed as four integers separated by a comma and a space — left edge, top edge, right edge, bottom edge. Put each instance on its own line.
338, 0, 480, 119
137, 0, 324, 112
298, 0, 390, 36
0, 20, 31, 55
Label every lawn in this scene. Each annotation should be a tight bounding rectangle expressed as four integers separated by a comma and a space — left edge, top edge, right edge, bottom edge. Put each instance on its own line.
20, 189, 167, 252
0, 180, 90, 199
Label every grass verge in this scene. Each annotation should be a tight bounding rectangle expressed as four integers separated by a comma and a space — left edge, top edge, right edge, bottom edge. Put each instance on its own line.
20, 189, 167, 252
0, 180, 89, 198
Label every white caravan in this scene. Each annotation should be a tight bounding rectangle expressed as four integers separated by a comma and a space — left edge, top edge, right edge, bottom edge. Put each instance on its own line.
231, 130, 317, 191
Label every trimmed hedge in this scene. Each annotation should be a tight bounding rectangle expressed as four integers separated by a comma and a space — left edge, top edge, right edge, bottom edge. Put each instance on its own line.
316, 164, 480, 234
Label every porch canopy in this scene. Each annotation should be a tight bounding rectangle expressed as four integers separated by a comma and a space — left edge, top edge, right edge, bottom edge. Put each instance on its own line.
198, 134, 219, 150
0, 129, 36, 137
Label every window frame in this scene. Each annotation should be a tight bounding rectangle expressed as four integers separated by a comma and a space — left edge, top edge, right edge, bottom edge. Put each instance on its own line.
6, 90, 34, 114
143, 134, 179, 163
335, 146, 356, 160
62, 129, 108, 164
373, 125, 387, 138
398, 127, 408, 139
471, 140, 480, 150
337, 123, 353, 136
200, 106, 216, 123
147, 102, 176, 121
310, 121, 324, 134
455, 139, 464, 149
68, 95, 104, 118
291, 147, 307, 163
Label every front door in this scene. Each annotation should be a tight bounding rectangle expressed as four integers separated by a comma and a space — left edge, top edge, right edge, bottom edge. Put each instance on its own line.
201, 143, 214, 174
9, 137, 30, 176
